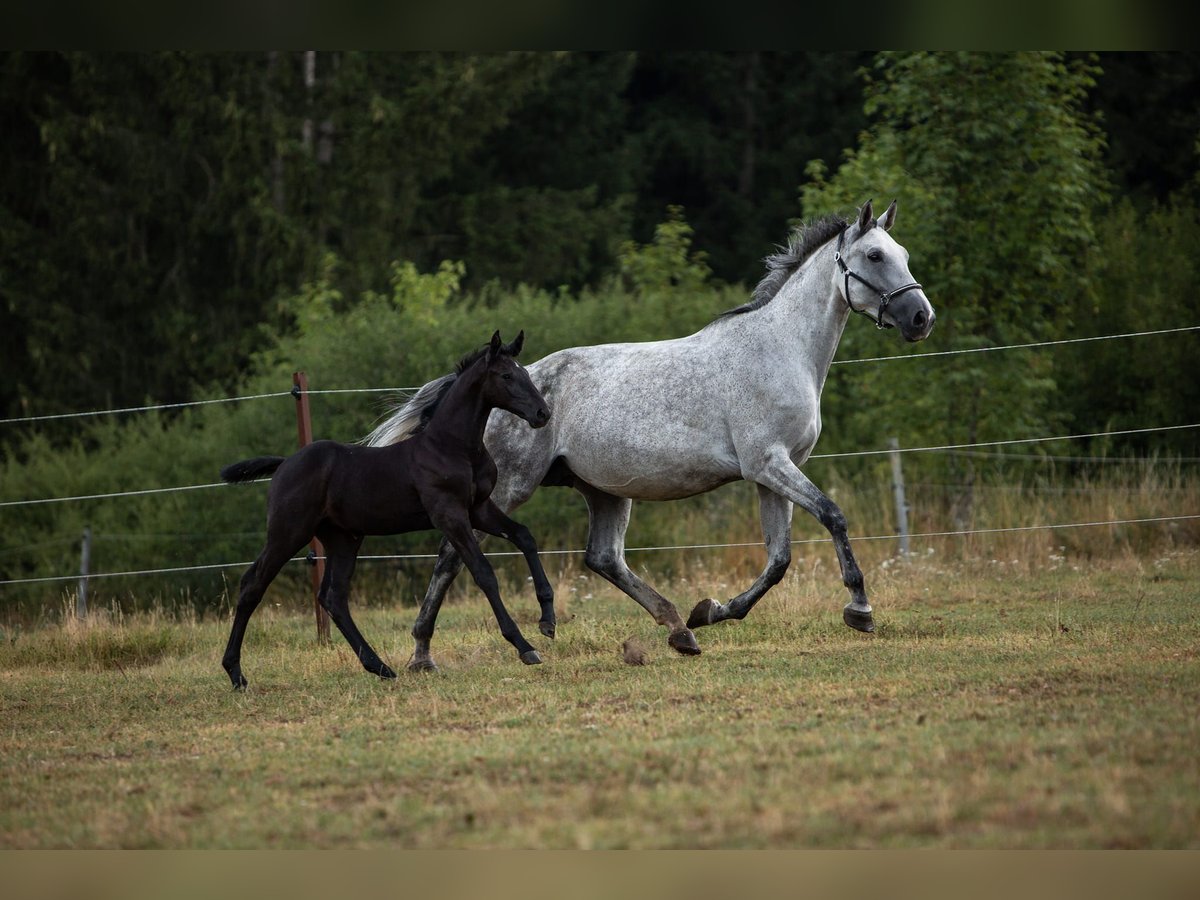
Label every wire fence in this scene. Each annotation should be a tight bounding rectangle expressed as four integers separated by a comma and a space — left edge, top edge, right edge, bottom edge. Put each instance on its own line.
2, 513, 1196, 587
2, 324, 1196, 427
1, 323, 1197, 590
2, 422, 1195, 510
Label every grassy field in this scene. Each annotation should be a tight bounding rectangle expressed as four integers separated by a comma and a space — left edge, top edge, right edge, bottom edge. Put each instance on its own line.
2, 548, 1198, 848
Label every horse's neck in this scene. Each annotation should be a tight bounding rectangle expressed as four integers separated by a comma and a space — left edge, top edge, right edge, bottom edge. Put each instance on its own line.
749, 246, 848, 389
420, 368, 490, 455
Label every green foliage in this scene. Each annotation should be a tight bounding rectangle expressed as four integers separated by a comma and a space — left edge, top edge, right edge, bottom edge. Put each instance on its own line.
1059, 192, 1200, 447
617, 206, 712, 294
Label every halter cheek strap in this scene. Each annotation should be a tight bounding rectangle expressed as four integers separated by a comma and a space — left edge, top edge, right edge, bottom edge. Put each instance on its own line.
834, 227, 924, 329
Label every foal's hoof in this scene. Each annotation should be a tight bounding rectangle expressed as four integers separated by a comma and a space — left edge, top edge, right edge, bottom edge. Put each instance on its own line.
520, 650, 544, 665
668, 629, 702, 656
377, 664, 398, 680
687, 598, 722, 629
227, 670, 248, 691
539, 620, 556, 639
406, 656, 439, 673
843, 605, 876, 633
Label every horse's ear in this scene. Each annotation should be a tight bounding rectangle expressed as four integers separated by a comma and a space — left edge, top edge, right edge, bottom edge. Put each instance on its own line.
857, 199, 875, 233
504, 329, 525, 358
880, 199, 897, 232
488, 330, 502, 359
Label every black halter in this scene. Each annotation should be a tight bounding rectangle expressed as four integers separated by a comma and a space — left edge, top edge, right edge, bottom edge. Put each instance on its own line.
833, 226, 924, 329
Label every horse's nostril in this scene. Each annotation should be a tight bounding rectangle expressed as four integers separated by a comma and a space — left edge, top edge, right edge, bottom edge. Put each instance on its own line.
913, 310, 927, 329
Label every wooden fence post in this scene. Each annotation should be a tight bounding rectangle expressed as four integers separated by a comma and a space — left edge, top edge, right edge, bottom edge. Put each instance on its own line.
888, 437, 910, 558
293, 372, 331, 642
77, 526, 90, 620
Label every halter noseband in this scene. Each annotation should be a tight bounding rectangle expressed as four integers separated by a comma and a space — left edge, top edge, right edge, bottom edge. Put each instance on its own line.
834, 226, 923, 329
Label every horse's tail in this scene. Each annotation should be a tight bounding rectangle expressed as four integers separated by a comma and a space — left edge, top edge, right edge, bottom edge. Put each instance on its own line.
361, 373, 456, 447
221, 456, 286, 484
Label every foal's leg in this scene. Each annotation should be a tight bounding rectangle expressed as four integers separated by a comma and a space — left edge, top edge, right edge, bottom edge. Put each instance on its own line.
688, 484, 793, 628
435, 513, 542, 665
222, 536, 307, 690
408, 536, 464, 672
471, 499, 556, 638
317, 527, 396, 679
748, 449, 874, 632
575, 482, 700, 655
408, 470, 539, 672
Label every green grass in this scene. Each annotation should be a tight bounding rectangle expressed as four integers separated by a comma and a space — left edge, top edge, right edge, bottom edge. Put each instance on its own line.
2, 551, 1198, 848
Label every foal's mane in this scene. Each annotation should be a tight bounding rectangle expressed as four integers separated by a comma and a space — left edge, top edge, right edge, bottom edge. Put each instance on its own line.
361, 343, 503, 447
717, 214, 849, 318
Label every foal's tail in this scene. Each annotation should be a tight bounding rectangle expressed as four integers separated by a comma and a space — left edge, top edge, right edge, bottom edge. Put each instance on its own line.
220, 456, 286, 484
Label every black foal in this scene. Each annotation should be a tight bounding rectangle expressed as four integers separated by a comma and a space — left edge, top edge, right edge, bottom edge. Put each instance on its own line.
220, 330, 554, 689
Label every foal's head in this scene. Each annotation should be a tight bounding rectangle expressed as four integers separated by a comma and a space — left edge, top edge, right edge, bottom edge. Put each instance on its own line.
474, 330, 551, 428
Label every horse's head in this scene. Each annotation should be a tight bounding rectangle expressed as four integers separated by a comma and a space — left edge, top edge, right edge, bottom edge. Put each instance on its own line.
835, 199, 935, 342
480, 330, 551, 428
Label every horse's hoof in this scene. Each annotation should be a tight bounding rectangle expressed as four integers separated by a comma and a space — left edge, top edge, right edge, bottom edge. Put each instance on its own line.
228, 671, 248, 691
539, 620, 556, 639
668, 629, 702, 656
687, 598, 722, 629
407, 657, 439, 673
843, 605, 875, 633
378, 664, 398, 680
520, 650, 543, 665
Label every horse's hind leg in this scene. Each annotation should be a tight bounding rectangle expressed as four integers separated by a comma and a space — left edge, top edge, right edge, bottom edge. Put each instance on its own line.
689, 484, 793, 628
317, 527, 396, 679
576, 483, 700, 656
222, 538, 304, 690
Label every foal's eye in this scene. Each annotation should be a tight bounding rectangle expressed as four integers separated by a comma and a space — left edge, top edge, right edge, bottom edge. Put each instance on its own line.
867, 249, 883, 262
501, 373, 513, 381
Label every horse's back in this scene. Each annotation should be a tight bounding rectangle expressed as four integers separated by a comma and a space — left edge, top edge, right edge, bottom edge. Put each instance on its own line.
511, 335, 745, 500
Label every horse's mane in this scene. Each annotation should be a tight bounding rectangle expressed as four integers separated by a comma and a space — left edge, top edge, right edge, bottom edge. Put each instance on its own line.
717, 214, 848, 318
361, 344, 500, 447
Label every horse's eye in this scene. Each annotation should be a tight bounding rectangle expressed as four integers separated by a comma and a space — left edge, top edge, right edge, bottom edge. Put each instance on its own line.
501, 373, 513, 381
867, 249, 883, 262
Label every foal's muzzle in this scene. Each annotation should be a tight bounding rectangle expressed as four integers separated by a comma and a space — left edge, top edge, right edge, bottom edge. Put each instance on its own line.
529, 405, 551, 428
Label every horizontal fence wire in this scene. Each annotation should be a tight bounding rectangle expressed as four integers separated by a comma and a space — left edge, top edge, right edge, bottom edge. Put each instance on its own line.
4, 423, 1197, 510
829, 324, 1200, 366
2, 325, 1196, 426
808, 423, 1200, 460
2, 513, 1196, 587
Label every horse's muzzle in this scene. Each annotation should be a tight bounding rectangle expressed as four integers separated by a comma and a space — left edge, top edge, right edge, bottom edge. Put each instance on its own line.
892, 293, 936, 342
531, 406, 551, 428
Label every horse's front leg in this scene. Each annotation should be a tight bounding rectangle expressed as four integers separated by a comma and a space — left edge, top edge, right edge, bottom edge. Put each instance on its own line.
747, 449, 874, 633
470, 499, 556, 638
688, 484, 793, 628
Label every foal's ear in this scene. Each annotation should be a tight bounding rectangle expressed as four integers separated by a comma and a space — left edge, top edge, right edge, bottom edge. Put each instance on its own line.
503, 329, 525, 358
488, 330, 502, 359
857, 199, 875, 233
880, 199, 898, 232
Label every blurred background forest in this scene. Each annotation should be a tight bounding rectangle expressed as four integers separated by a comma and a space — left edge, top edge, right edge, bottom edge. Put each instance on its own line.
2, 51, 1198, 611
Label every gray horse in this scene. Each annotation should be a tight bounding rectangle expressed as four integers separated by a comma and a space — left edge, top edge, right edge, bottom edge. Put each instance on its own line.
368, 200, 935, 669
